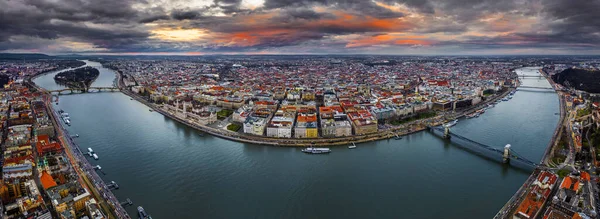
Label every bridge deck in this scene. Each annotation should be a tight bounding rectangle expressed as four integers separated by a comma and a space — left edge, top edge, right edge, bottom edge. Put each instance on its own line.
429, 126, 538, 167
518, 85, 554, 90
518, 75, 545, 78
47, 87, 119, 94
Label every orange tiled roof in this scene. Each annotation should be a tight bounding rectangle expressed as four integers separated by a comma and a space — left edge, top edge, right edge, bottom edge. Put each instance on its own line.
36, 134, 62, 155
560, 176, 579, 191
40, 171, 57, 190
580, 172, 591, 181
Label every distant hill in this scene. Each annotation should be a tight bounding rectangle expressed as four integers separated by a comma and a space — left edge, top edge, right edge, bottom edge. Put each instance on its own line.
0, 53, 53, 60
552, 68, 600, 93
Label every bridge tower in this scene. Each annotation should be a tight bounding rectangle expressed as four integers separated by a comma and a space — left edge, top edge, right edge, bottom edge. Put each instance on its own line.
503, 144, 511, 163
443, 126, 451, 139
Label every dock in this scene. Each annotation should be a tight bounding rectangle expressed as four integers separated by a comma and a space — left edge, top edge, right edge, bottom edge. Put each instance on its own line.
93, 165, 106, 175
120, 198, 133, 207
107, 181, 119, 190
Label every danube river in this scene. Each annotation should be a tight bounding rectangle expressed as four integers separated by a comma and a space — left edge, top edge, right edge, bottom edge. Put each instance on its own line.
34, 62, 558, 218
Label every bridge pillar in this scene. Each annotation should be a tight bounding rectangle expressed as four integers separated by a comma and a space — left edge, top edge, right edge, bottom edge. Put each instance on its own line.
503, 144, 511, 163
443, 126, 451, 139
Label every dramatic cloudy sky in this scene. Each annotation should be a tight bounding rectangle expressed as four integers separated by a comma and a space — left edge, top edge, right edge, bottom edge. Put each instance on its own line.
1, 0, 599, 55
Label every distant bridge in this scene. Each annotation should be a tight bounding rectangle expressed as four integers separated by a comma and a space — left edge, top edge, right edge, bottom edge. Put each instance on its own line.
518, 85, 555, 90
48, 87, 120, 95
429, 126, 539, 169
518, 75, 545, 78
516, 88, 557, 94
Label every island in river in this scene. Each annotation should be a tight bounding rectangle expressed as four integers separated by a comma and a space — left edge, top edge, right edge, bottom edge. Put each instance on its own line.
54, 66, 99, 89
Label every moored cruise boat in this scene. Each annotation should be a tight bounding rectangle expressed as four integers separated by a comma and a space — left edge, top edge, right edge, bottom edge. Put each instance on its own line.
348, 142, 357, 149
466, 112, 478, 119
138, 206, 152, 219
302, 147, 331, 154
443, 119, 458, 127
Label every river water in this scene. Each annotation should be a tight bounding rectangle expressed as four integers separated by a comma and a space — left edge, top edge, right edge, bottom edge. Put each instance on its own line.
33, 63, 558, 218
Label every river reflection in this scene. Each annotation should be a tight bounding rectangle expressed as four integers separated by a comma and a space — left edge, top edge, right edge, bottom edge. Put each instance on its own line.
32, 62, 558, 219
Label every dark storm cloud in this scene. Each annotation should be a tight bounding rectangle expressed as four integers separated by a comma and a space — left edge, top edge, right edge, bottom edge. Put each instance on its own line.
434, 0, 521, 20
269, 8, 336, 23
1, 0, 600, 53
139, 15, 170, 23
444, 0, 600, 49
0, 0, 151, 51
342, 1, 405, 19
416, 24, 468, 34
536, 0, 600, 46
285, 8, 335, 20
262, 0, 326, 9
21, 0, 141, 22
171, 9, 202, 20
213, 0, 246, 14
262, 0, 406, 19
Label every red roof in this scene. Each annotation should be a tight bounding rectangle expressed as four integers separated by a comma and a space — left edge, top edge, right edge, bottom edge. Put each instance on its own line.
36, 135, 62, 155
560, 176, 580, 191
40, 171, 57, 190
437, 80, 450, 86
580, 172, 591, 181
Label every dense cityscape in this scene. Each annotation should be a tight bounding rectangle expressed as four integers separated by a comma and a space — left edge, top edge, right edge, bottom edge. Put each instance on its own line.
1, 0, 600, 218
108, 57, 521, 141
0, 55, 597, 218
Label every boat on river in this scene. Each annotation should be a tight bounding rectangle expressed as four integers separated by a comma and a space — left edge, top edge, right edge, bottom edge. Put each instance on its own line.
348, 142, 357, 149
443, 120, 458, 128
466, 113, 479, 119
138, 206, 152, 219
302, 147, 331, 154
